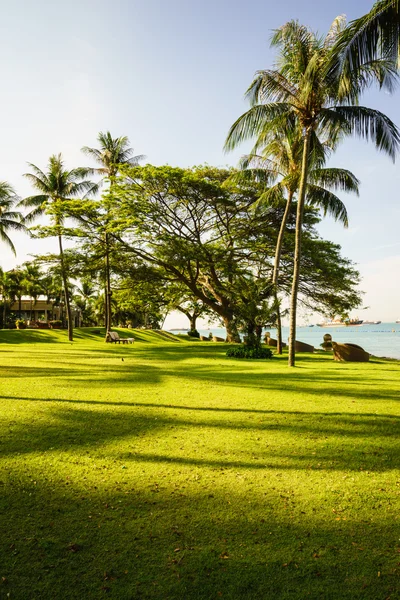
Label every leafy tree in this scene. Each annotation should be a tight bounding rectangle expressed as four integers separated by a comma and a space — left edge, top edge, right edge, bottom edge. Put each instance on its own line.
20, 154, 95, 341
106, 164, 362, 342
0, 182, 26, 255
225, 18, 400, 365
81, 131, 144, 336
226, 128, 358, 353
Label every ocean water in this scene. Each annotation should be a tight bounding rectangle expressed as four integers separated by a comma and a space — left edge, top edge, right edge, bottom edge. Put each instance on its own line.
170, 323, 400, 359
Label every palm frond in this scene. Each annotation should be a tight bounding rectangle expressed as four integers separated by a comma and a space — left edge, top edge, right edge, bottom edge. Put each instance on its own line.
306, 185, 349, 226
332, 0, 400, 76
325, 105, 400, 161
254, 182, 287, 209
309, 168, 360, 194
224, 103, 292, 152
245, 70, 299, 105
0, 229, 17, 255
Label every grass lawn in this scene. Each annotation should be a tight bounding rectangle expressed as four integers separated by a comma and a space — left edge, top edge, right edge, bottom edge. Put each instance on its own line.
0, 328, 399, 599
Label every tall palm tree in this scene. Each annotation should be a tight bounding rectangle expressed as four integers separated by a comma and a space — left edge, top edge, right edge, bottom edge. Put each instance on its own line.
20, 154, 95, 341
230, 129, 359, 353
225, 19, 400, 366
82, 132, 145, 337
0, 182, 26, 255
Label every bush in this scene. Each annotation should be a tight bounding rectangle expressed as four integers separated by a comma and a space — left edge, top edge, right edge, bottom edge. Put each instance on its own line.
187, 329, 200, 338
226, 345, 273, 359
49, 320, 62, 328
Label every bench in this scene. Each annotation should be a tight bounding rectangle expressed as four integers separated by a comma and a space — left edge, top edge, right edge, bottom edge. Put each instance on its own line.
107, 331, 134, 344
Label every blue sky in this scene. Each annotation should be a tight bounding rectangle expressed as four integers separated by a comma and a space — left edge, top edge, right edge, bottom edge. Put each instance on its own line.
1, 0, 399, 324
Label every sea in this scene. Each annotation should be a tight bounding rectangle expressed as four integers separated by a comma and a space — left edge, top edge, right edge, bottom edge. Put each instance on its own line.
169, 323, 400, 359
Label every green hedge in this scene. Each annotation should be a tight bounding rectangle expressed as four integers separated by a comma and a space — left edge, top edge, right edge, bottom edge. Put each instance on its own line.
226, 345, 273, 359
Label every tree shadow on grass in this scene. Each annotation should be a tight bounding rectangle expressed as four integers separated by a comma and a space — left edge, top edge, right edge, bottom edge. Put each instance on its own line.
0, 472, 399, 599
1, 402, 399, 473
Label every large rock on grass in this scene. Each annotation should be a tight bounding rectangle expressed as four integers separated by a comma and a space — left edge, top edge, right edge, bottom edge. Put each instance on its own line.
332, 342, 370, 362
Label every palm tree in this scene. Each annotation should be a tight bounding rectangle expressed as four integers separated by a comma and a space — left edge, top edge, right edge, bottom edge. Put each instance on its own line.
0, 269, 17, 328
229, 129, 359, 353
225, 19, 400, 366
21, 262, 44, 322
0, 182, 26, 255
20, 154, 95, 341
74, 280, 98, 325
7, 268, 25, 319
81, 132, 145, 337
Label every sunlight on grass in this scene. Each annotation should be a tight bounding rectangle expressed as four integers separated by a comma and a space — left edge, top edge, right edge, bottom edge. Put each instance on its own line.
0, 329, 399, 599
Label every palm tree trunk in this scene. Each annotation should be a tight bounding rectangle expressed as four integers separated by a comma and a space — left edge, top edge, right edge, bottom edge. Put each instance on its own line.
105, 232, 112, 334
58, 233, 73, 342
288, 128, 312, 367
272, 190, 294, 354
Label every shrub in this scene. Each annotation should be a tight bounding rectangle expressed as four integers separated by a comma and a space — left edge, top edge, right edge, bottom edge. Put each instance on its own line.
187, 329, 200, 338
226, 345, 273, 359
49, 320, 62, 327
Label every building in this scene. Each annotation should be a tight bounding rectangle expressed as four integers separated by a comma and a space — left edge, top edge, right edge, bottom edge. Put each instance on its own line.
7, 296, 82, 327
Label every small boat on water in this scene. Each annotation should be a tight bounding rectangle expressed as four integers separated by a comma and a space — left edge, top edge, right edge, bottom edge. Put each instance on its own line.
317, 318, 363, 327
396, 319, 400, 324
363, 320, 381, 325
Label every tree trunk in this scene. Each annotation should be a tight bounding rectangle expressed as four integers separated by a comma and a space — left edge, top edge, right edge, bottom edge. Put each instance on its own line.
104, 232, 112, 340
189, 314, 198, 331
103, 290, 108, 330
288, 128, 312, 367
18, 296, 22, 319
58, 234, 73, 342
223, 316, 240, 343
273, 190, 294, 354
2, 300, 6, 329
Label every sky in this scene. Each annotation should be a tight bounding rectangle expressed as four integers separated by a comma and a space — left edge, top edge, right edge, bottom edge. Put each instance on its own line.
1, 0, 399, 327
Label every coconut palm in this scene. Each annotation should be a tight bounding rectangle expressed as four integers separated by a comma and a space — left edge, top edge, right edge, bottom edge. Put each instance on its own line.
225, 19, 400, 366
0, 269, 17, 328
21, 262, 44, 322
74, 280, 98, 325
231, 128, 359, 353
20, 154, 95, 341
81, 131, 145, 336
0, 182, 26, 255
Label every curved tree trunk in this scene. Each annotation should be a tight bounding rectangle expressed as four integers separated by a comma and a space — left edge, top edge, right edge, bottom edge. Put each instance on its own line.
223, 316, 240, 343
288, 128, 312, 367
272, 190, 294, 354
58, 233, 73, 342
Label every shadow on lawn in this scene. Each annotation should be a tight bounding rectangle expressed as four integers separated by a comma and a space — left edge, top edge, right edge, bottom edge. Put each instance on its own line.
0, 471, 399, 600
1, 401, 399, 473
1, 347, 400, 402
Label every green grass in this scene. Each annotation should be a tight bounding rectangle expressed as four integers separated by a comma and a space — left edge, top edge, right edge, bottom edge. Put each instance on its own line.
0, 328, 399, 599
